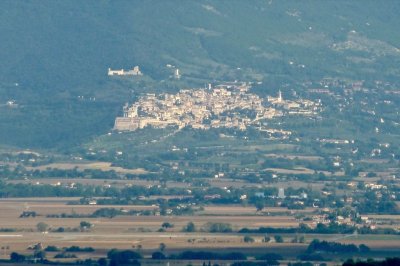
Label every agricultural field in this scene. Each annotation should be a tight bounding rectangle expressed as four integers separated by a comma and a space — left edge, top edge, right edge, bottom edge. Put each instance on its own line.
2, 149, 400, 265
0, 191, 398, 264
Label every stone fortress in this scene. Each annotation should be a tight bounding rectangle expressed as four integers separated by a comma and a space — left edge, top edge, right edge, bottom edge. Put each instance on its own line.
108, 66, 142, 76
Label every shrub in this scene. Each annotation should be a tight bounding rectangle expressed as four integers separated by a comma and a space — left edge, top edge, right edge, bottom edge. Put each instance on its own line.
80, 221, 93, 229
258, 253, 283, 261
359, 244, 370, 253
183, 222, 196, 232
55, 227, 65, 232
36, 222, 49, 232
306, 239, 360, 253
45, 245, 60, 252
54, 252, 77, 259
274, 235, 284, 243
10, 252, 25, 262
65, 246, 95, 252
205, 222, 233, 233
98, 258, 108, 266
175, 251, 246, 260
107, 249, 142, 264
161, 222, 174, 228
244, 235, 255, 243
152, 251, 166, 260
297, 253, 325, 261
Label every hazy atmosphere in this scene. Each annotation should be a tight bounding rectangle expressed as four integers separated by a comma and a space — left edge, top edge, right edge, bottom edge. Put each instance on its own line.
1, 1, 400, 266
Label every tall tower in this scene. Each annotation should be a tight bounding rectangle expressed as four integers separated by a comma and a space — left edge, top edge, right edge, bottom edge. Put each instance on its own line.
128, 105, 139, 117
278, 90, 283, 103
123, 103, 129, 117
174, 68, 181, 79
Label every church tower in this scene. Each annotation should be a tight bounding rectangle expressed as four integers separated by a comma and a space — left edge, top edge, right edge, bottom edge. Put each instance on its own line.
278, 90, 283, 103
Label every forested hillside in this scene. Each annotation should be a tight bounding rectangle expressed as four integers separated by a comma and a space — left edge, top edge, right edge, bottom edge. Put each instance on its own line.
1, 0, 400, 149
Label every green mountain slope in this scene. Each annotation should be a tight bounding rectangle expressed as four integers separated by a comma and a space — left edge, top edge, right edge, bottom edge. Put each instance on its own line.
0, 0, 400, 149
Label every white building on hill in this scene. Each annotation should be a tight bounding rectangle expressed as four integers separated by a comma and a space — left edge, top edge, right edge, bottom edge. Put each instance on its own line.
108, 66, 142, 76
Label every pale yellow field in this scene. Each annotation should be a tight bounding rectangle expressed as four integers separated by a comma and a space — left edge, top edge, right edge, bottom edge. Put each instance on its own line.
0, 198, 305, 257
27, 162, 148, 175
0, 198, 398, 262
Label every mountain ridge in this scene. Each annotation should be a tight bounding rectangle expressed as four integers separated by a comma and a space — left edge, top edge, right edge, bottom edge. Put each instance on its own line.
0, 0, 400, 149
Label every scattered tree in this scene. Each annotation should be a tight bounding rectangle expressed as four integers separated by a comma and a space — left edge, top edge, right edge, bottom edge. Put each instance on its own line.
36, 222, 49, 233
255, 200, 265, 212
274, 235, 284, 243
80, 221, 93, 231
159, 243, 166, 252
244, 235, 255, 243
10, 252, 25, 262
161, 222, 174, 229
183, 222, 196, 232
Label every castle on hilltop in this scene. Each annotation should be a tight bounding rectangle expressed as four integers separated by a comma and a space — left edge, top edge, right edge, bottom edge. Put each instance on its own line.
108, 66, 142, 76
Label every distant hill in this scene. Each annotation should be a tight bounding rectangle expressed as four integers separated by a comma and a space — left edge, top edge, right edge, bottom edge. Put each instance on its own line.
0, 0, 400, 149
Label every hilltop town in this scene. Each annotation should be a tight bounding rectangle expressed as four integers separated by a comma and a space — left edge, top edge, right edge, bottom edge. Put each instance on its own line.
114, 83, 322, 132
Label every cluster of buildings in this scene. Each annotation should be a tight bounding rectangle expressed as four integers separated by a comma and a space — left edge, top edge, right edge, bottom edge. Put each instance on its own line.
114, 83, 322, 132
269, 93, 322, 116
311, 213, 375, 229
6, 100, 17, 107
108, 66, 142, 76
